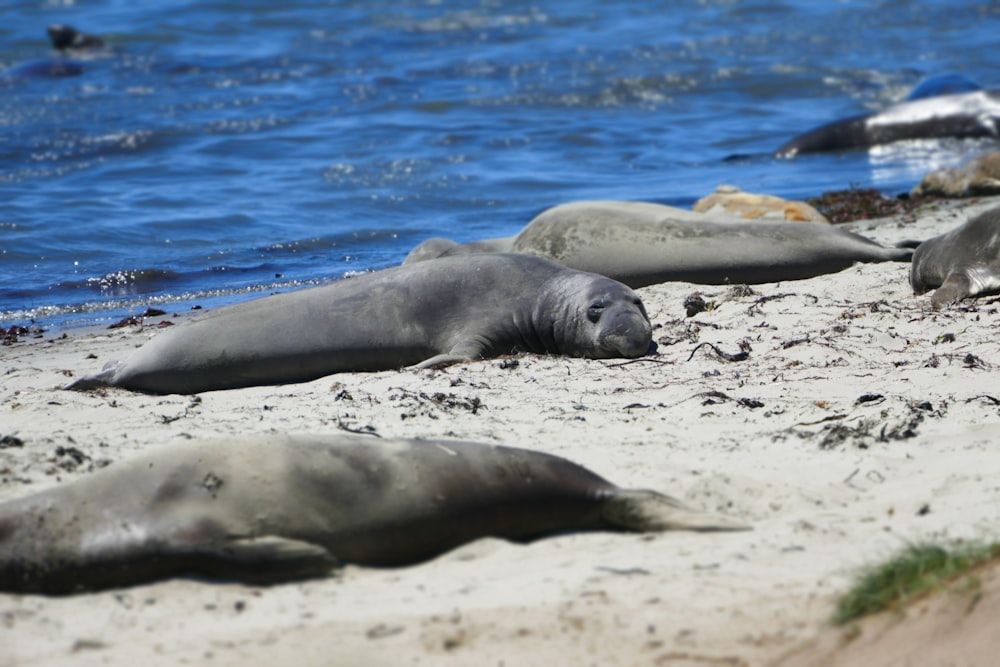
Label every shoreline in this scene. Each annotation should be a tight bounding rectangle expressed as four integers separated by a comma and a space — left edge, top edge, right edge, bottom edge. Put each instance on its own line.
0, 187, 952, 338
2, 195, 1000, 666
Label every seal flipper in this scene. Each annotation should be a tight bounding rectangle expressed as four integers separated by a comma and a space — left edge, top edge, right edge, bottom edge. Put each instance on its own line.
929, 272, 973, 310
187, 536, 338, 584
413, 341, 485, 369
1, 536, 337, 594
601, 489, 750, 532
413, 353, 470, 369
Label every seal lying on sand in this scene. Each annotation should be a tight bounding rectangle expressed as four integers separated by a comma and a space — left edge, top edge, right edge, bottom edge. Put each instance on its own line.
910, 206, 1000, 309
0, 433, 747, 594
405, 201, 912, 288
67, 253, 652, 394
776, 87, 1000, 158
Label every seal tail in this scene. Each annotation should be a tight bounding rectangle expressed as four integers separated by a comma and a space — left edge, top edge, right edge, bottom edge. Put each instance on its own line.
64, 365, 118, 391
886, 246, 914, 262
602, 489, 750, 532
64, 358, 129, 391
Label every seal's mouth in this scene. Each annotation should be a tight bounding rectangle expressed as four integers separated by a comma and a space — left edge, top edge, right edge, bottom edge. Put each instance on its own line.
600, 333, 653, 358
597, 310, 652, 358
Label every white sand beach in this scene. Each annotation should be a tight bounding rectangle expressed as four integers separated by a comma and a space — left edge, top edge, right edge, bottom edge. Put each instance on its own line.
2, 195, 999, 666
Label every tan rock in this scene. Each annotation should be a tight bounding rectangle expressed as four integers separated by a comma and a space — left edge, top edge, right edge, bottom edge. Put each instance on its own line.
694, 184, 829, 222
912, 151, 1000, 198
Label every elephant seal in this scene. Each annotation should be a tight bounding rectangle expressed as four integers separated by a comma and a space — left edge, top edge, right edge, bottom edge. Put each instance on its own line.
910, 206, 1000, 308
66, 253, 652, 394
775, 88, 1000, 157
406, 201, 911, 288
0, 433, 747, 594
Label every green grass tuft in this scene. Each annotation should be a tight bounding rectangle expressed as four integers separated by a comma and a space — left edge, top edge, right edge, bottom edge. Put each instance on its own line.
833, 542, 1000, 625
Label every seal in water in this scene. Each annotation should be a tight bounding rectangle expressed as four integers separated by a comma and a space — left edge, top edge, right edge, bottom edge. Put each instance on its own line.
404, 201, 912, 288
67, 253, 652, 394
910, 206, 1000, 309
775, 87, 1000, 158
0, 433, 747, 594
0, 24, 105, 82
47, 24, 106, 52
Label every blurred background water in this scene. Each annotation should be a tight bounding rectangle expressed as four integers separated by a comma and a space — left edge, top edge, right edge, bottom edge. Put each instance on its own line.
2, 0, 998, 330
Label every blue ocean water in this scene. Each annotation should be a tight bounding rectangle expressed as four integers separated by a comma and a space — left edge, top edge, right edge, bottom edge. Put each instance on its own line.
2, 1, 998, 330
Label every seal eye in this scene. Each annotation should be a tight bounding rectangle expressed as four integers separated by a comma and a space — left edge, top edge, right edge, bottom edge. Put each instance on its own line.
587, 301, 605, 323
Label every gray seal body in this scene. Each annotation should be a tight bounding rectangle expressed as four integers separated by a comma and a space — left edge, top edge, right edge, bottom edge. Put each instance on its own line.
67, 253, 652, 394
0, 434, 746, 594
406, 201, 911, 288
910, 206, 1000, 308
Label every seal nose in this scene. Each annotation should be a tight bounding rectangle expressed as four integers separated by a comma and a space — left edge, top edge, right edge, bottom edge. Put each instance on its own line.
599, 305, 652, 358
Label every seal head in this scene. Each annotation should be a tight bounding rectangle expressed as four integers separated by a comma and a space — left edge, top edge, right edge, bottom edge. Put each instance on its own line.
535, 271, 652, 359
47, 25, 105, 52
